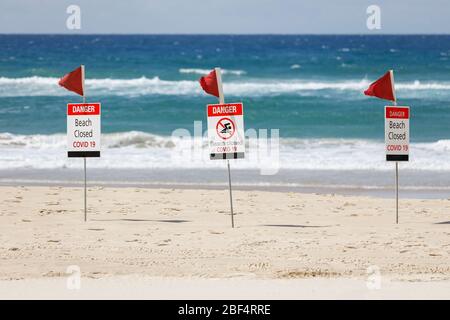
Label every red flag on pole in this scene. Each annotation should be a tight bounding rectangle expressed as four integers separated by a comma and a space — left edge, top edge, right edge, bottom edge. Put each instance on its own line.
199, 69, 219, 98
364, 70, 396, 102
58, 65, 85, 96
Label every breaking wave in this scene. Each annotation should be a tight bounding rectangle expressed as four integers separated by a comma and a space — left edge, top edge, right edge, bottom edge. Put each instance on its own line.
2, 131, 450, 171
1, 76, 450, 97
179, 68, 246, 75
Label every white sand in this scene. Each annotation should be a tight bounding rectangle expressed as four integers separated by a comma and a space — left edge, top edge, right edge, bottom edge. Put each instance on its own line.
2, 276, 450, 299
0, 186, 449, 299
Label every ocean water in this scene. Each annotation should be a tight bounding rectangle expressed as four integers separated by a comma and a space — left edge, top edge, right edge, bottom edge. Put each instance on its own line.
1, 35, 450, 191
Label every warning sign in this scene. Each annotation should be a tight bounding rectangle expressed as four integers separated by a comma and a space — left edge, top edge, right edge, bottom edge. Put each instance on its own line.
67, 103, 101, 157
207, 103, 245, 160
385, 106, 409, 161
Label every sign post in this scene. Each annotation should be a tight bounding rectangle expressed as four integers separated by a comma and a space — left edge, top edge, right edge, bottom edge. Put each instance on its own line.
83, 89, 86, 223
385, 105, 409, 224
67, 102, 101, 221
207, 68, 245, 228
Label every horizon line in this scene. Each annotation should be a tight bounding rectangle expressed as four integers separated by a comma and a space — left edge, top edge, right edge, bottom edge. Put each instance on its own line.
1, 33, 450, 36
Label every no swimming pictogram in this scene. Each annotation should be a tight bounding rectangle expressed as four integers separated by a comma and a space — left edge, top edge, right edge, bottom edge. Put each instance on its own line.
216, 117, 235, 140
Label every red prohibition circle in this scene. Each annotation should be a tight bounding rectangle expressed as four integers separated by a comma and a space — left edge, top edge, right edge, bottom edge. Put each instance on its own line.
216, 117, 235, 140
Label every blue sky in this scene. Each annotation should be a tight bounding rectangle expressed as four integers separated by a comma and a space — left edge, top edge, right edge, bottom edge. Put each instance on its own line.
0, 0, 449, 34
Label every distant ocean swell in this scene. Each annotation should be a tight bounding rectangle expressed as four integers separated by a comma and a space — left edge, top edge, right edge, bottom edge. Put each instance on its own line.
1, 131, 450, 171
1, 76, 450, 97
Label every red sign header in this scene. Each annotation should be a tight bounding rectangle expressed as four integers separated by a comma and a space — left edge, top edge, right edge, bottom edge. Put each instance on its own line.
207, 103, 243, 117
385, 106, 409, 119
67, 103, 101, 116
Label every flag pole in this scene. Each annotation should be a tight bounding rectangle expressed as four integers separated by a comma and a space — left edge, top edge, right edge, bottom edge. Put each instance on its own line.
395, 161, 398, 224
81, 65, 87, 222
391, 70, 399, 224
227, 160, 234, 228
215, 67, 234, 228
394, 98, 399, 224
84, 155, 87, 222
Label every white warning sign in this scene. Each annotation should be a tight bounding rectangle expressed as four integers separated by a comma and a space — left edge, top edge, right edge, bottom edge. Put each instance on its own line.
207, 102, 245, 160
385, 106, 409, 161
67, 102, 101, 157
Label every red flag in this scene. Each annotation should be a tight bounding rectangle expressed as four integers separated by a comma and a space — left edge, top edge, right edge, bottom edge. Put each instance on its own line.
58, 65, 85, 96
364, 70, 396, 102
199, 69, 219, 98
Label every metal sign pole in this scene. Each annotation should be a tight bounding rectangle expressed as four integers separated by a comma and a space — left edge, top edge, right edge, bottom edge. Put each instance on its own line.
215, 67, 234, 228
84, 156, 87, 222
393, 95, 398, 225
396, 161, 398, 224
82, 79, 87, 222
227, 160, 234, 228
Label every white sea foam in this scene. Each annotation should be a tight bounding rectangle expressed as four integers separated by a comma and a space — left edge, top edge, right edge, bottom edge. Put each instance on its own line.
179, 68, 246, 76
1, 131, 450, 171
1, 76, 450, 97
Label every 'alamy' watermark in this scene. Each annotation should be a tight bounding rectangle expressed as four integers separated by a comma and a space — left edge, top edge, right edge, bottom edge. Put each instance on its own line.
366, 265, 381, 290
66, 5, 81, 30
171, 121, 280, 175
66, 265, 81, 290
366, 5, 381, 30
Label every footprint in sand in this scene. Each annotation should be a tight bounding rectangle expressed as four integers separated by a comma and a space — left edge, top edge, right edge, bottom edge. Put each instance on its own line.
161, 207, 182, 216
343, 202, 356, 207
45, 201, 60, 206
39, 209, 51, 216
157, 239, 171, 246
5, 199, 22, 203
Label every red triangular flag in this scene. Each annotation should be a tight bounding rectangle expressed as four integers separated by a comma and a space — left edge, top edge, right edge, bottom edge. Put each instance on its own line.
199, 69, 219, 98
58, 65, 85, 96
364, 70, 396, 102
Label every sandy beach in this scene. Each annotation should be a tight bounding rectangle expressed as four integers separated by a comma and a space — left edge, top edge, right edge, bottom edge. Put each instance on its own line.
0, 185, 449, 298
